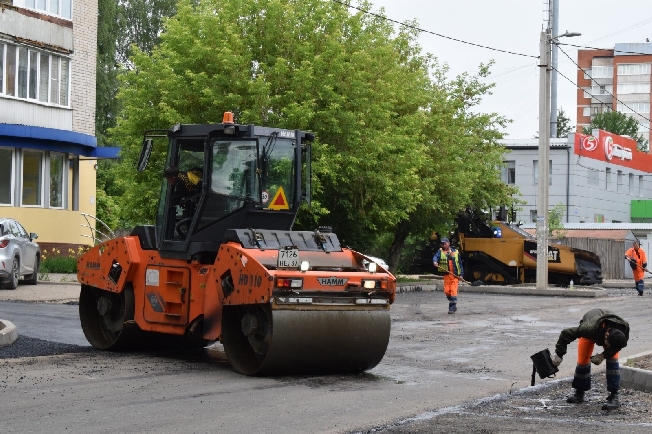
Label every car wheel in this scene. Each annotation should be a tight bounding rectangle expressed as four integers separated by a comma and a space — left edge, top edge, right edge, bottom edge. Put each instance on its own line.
5, 257, 19, 290
27, 256, 39, 285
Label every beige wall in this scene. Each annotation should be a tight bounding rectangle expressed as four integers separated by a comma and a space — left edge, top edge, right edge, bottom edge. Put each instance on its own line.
71, 0, 98, 136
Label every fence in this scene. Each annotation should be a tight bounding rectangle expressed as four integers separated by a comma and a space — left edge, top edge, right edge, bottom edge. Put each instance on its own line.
553, 238, 625, 280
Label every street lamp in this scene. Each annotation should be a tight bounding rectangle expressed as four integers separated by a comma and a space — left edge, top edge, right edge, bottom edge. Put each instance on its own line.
536, 29, 580, 290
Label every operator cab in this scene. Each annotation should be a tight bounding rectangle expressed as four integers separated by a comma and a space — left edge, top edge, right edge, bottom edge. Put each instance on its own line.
138, 112, 314, 261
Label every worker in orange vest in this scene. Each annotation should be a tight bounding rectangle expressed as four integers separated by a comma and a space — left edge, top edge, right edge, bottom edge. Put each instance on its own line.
433, 238, 464, 314
625, 239, 647, 296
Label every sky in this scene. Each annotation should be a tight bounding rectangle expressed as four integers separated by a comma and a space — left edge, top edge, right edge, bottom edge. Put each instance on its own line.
363, 0, 652, 139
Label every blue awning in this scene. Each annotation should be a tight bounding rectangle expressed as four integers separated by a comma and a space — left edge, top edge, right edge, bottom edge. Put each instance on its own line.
0, 123, 120, 158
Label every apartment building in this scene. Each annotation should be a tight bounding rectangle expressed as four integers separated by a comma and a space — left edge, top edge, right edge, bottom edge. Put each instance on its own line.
0, 1, 118, 248
576, 43, 652, 144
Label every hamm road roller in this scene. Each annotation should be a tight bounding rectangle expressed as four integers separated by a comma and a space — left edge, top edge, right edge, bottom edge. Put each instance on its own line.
78, 113, 396, 375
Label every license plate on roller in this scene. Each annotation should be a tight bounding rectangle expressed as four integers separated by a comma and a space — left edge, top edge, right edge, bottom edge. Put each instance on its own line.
278, 247, 300, 268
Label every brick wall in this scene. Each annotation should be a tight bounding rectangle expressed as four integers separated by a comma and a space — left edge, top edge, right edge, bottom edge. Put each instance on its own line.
71, 0, 97, 136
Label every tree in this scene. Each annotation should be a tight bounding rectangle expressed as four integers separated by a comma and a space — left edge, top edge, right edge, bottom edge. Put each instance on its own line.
548, 203, 566, 239
582, 111, 649, 152
96, 0, 178, 228
109, 0, 513, 272
115, 0, 178, 69
556, 107, 572, 138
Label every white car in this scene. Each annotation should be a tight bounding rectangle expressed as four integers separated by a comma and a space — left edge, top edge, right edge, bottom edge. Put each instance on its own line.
363, 255, 389, 270
0, 218, 40, 289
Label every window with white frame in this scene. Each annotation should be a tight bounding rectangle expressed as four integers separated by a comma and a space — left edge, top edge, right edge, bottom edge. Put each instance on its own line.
617, 63, 651, 76
640, 175, 644, 197
14, 0, 72, 20
49, 153, 64, 208
591, 84, 613, 95
0, 149, 13, 205
590, 65, 613, 78
617, 102, 650, 113
0, 43, 70, 107
530, 210, 537, 223
583, 107, 591, 117
617, 83, 651, 94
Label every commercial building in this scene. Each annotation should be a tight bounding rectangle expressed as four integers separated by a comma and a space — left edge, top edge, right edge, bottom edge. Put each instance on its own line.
0, 1, 119, 249
500, 129, 652, 225
576, 42, 652, 144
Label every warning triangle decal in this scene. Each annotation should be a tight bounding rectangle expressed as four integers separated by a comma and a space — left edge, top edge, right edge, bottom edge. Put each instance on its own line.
268, 186, 290, 210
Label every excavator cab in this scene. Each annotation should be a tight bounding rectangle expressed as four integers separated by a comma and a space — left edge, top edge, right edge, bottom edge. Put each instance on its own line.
139, 113, 314, 261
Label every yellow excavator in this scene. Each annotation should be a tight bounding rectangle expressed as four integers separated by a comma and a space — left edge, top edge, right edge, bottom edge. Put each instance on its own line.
412, 209, 603, 286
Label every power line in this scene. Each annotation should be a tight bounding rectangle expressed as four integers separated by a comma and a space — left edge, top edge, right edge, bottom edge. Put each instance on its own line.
330, 0, 538, 59
555, 44, 652, 125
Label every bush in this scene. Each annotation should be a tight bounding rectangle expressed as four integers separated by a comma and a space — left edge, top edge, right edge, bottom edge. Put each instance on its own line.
40, 247, 88, 274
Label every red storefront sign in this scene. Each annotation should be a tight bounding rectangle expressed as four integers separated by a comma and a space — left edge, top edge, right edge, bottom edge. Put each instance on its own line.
575, 129, 652, 173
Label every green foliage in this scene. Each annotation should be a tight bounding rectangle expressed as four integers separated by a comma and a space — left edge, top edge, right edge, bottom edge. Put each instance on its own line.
582, 111, 649, 152
107, 0, 512, 272
40, 247, 89, 274
548, 203, 566, 239
556, 107, 573, 138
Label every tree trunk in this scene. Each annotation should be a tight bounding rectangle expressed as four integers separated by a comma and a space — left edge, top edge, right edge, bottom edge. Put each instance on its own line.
388, 221, 411, 274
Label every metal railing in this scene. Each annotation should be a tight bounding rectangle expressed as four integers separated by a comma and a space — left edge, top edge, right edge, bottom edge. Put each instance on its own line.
80, 213, 117, 246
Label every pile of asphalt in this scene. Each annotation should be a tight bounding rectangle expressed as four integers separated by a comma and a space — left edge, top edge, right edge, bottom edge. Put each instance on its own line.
0, 335, 92, 359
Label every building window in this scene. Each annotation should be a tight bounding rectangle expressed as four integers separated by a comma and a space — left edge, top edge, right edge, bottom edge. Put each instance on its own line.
583, 107, 591, 117
617, 102, 650, 113
49, 153, 64, 208
530, 210, 537, 223
617, 83, 651, 94
14, 0, 72, 20
0, 42, 70, 107
591, 85, 613, 95
22, 150, 43, 206
606, 168, 611, 191
629, 173, 634, 195
588, 169, 600, 186
640, 175, 644, 197
617, 63, 651, 76
5, 44, 16, 96
617, 170, 623, 193
0, 149, 14, 205
591, 65, 613, 78
501, 161, 515, 185
533, 160, 552, 185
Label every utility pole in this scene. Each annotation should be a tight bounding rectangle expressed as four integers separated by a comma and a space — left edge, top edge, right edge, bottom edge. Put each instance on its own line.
536, 28, 551, 291
550, 0, 559, 138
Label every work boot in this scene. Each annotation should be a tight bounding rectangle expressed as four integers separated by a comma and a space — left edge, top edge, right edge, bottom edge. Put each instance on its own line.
639, 291, 644, 296
602, 391, 620, 410
566, 389, 585, 404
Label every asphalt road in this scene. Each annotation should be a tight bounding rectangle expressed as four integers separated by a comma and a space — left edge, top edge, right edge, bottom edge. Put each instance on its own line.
1, 285, 652, 433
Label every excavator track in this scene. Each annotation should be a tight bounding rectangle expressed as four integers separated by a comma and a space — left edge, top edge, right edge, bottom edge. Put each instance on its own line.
221, 303, 391, 376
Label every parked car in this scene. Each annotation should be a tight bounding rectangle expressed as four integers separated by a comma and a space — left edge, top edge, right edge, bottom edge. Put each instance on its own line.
363, 255, 389, 271
0, 218, 40, 289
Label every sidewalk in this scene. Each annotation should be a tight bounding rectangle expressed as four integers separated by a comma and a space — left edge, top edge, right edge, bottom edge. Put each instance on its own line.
0, 274, 80, 303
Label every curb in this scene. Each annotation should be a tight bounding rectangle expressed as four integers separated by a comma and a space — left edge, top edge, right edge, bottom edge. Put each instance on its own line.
621, 350, 652, 392
0, 319, 18, 347
397, 282, 608, 298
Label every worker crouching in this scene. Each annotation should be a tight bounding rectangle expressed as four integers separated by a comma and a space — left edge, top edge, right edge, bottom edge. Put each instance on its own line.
433, 238, 464, 314
550, 309, 629, 410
